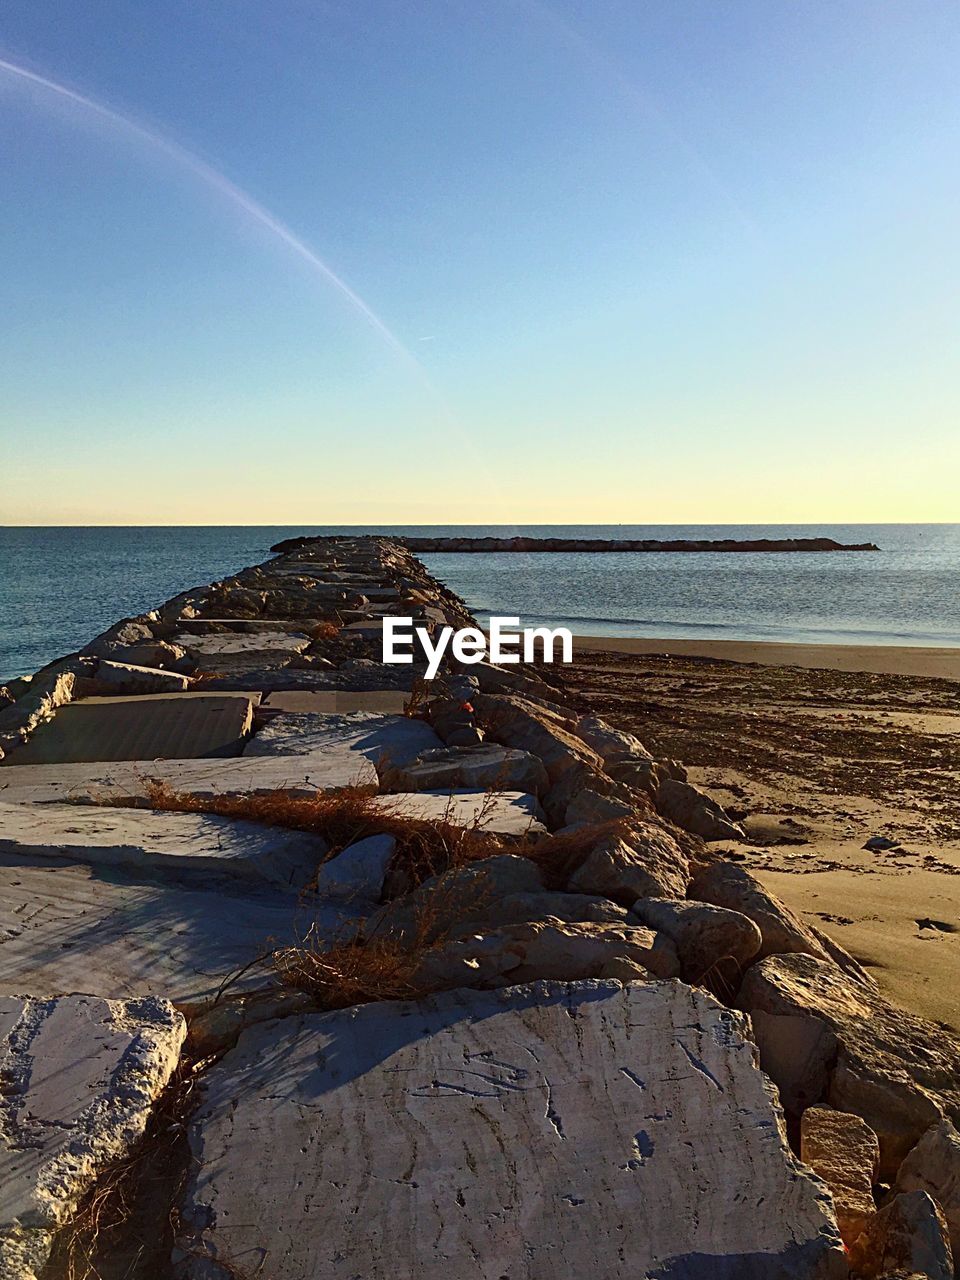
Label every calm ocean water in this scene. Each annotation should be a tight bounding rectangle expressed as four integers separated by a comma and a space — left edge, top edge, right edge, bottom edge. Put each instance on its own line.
1, 525, 959, 682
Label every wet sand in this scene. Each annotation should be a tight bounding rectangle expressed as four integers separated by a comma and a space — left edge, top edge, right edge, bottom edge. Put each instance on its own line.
573, 635, 960, 681
565, 638, 960, 1029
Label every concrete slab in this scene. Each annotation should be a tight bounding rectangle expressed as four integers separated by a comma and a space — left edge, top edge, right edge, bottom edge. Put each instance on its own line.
175, 980, 846, 1279
175, 619, 318, 633
372, 788, 547, 834
0, 993, 185, 1280
1, 694, 255, 766
174, 630, 311, 655
0, 748, 376, 806
0, 802, 327, 889
96, 661, 190, 694
244, 711, 441, 775
0, 858, 357, 1005
261, 690, 410, 714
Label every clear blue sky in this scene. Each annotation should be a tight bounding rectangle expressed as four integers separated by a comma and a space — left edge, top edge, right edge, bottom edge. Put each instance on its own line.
1, 1, 958, 523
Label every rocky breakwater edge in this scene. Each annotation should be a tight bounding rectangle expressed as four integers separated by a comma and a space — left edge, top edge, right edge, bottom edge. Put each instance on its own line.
0, 535, 955, 1280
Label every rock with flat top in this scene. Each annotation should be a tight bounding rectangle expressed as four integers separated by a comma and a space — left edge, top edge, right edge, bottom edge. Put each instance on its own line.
739, 952, 960, 1177
372, 788, 546, 835
0, 859, 358, 1005
0, 746, 377, 806
800, 1106, 880, 1247
849, 1190, 952, 1280
95, 659, 191, 694
2, 693, 255, 766
896, 1119, 960, 1260
0, 801, 326, 889
175, 980, 847, 1278
0, 994, 185, 1280
244, 710, 441, 782
392, 743, 549, 796
568, 821, 689, 903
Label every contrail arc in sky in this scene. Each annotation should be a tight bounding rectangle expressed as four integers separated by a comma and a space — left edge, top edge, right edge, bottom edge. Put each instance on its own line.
0, 54, 429, 380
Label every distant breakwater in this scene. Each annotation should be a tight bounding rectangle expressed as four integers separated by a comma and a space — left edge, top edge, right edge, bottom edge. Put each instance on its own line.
270, 534, 881, 555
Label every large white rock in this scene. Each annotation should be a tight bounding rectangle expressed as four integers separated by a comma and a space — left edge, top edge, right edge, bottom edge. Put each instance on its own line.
0, 993, 185, 1280
176, 981, 846, 1279
174, 629, 311, 655
0, 859, 358, 1005
95, 660, 191, 694
371, 788, 547, 835
313, 834, 396, 903
0, 802, 327, 889
244, 710, 442, 779
0, 746, 377, 806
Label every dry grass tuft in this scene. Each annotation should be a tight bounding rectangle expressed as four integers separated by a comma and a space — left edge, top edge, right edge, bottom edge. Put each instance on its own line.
134, 779, 628, 895
273, 920, 433, 1010
135, 781, 511, 888
44, 1056, 208, 1280
309, 620, 341, 642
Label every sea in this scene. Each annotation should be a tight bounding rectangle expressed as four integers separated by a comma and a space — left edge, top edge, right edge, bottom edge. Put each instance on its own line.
1, 524, 959, 682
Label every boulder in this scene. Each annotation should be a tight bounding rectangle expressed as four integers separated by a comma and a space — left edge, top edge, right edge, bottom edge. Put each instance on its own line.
747, 1011, 839, 1115
393, 744, 549, 796
654, 777, 745, 842
800, 1106, 880, 1247
174, 981, 847, 1278
629, 897, 762, 983
0, 664, 82, 756
412, 919, 681, 990
896, 1119, 960, 1261
564, 787, 635, 826
607, 756, 666, 796
567, 821, 690, 904
574, 715, 651, 762
470, 692, 604, 790
738, 953, 960, 1177
0, 994, 185, 1279
314, 834, 396, 904
689, 860, 871, 981
445, 891, 629, 935
366, 854, 546, 944
849, 1191, 953, 1280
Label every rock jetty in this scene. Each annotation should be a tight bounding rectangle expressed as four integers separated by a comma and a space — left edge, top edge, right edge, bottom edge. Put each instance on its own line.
272, 534, 881, 554
0, 535, 954, 1280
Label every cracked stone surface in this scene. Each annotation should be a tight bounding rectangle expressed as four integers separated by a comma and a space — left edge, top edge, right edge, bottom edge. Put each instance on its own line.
0, 802, 328, 889
0, 746, 377, 806
243, 710, 442, 777
0, 993, 185, 1280
0, 859, 360, 1004
175, 980, 846, 1279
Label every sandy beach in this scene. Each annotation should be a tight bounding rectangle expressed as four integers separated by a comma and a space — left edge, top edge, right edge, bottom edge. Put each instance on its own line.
574, 634, 960, 681
568, 635, 960, 1029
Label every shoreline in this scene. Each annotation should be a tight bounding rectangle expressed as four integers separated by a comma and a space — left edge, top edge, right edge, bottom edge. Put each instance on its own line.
572, 633, 960, 680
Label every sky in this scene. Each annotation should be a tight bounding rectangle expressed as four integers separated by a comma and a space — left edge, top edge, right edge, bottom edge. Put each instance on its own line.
0, 0, 958, 525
